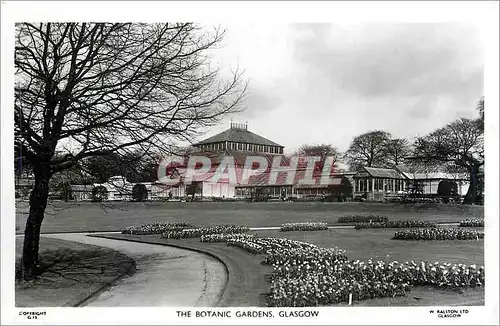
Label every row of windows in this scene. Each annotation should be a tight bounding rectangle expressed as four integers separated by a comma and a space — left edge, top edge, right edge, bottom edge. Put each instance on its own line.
235, 187, 329, 197
354, 178, 406, 192
197, 143, 224, 151
235, 186, 293, 196
197, 142, 283, 154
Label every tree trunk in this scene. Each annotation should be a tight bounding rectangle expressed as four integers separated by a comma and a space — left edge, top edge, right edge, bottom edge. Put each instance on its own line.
462, 164, 479, 205
21, 164, 51, 280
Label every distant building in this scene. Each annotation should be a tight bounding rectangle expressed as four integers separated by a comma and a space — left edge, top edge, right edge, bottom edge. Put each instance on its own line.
15, 174, 34, 200
352, 165, 470, 201
193, 122, 284, 154
353, 167, 406, 201
70, 178, 188, 202
70, 184, 94, 201
69, 123, 355, 201
165, 122, 353, 200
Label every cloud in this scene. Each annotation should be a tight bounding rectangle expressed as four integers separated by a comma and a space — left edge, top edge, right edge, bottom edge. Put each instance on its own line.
207, 23, 484, 153
241, 85, 285, 118
290, 23, 482, 99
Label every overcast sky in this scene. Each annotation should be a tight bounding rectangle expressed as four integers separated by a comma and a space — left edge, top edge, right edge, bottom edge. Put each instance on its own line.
200, 22, 483, 154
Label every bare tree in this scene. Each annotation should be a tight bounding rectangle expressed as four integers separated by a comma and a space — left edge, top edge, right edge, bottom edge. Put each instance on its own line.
295, 143, 341, 168
82, 149, 162, 183
412, 99, 484, 204
15, 22, 247, 279
386, 138, 411, 166
344, 131, 391, 171
477, 96, 484, 132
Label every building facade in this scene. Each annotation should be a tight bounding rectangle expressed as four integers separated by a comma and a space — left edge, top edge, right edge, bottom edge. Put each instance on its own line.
353, 167, 406, 201
352, 165, 470, 202
67, 123, 372, 201
194, 122, 284, 154
161, 123, 353, 200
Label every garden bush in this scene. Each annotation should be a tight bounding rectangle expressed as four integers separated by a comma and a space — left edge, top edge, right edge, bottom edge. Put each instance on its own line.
393, 228, 484, 240
280, 222, 328, 232
337, 215, 388, 223
121, 222, 192, 235
354, 220, 437, 229
459, 219, 484, 227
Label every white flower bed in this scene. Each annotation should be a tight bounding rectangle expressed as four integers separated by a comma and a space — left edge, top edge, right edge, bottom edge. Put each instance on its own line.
195, 231, 485, 307
393, 228, 485, 240
162, 224, 250, 239
459, 219, 484, 227
280, 222, 328, 232
200, 233, 255, 243
121, 222, 192, 235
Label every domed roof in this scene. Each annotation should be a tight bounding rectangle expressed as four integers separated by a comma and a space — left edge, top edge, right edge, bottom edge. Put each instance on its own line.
194, 123, 283, 147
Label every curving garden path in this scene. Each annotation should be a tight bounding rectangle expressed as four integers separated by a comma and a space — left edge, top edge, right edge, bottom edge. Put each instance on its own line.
35, 221, 481, 307
40, 233, 227, 307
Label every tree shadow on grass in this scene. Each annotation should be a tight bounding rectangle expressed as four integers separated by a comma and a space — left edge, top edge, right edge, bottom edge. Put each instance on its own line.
15, 245, 136, 306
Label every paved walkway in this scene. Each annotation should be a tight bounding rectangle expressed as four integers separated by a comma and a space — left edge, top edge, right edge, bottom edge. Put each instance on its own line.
41, 233, 227, 307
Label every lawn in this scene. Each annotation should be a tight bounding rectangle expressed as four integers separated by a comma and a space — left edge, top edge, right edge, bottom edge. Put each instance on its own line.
14, 201, 485, 307
259, 228, 484, 306
251, 228, 484, 266
15, 237, 136, 307
15, 201, 484, 234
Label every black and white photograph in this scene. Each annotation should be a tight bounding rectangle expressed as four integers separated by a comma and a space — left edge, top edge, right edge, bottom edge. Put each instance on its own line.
1, 1, 499, 325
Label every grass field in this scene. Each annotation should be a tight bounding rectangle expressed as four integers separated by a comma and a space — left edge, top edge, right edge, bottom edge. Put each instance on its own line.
15, 201, 484, 234
12, 200, 485, 307
251, 228, 484, 265
14, 201, 484, 307
15, 237, 135, 307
